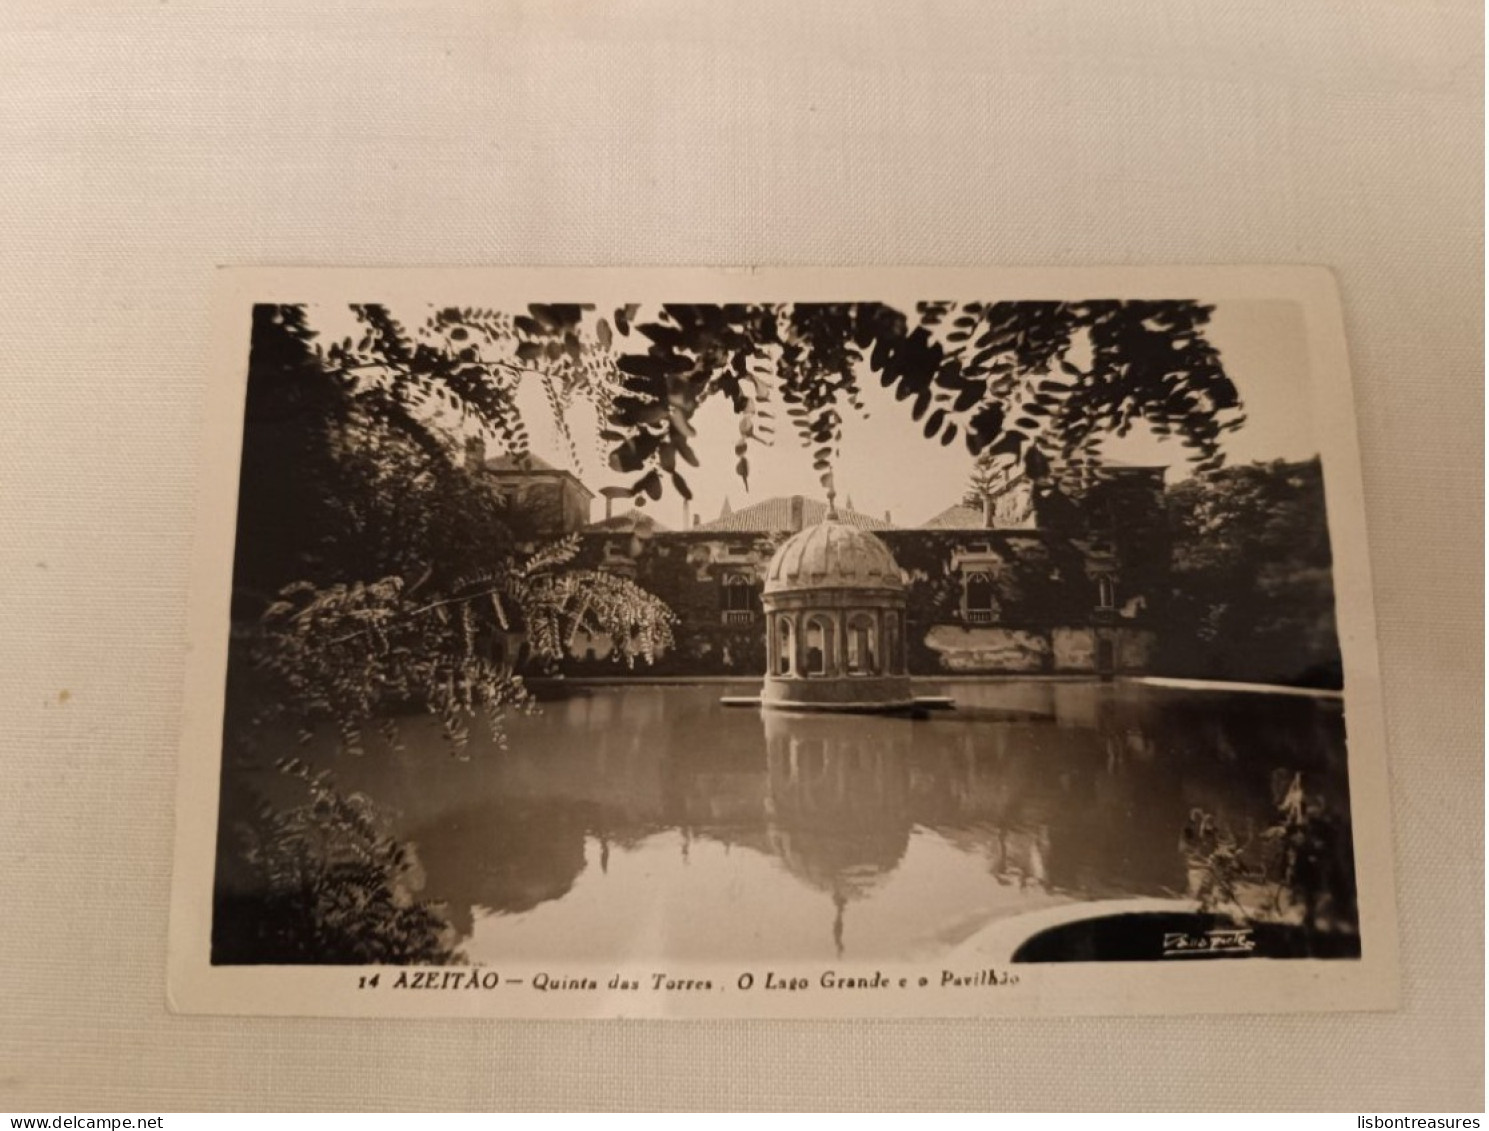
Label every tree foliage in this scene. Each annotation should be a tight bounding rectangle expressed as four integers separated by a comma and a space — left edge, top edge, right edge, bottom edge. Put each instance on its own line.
1181, 767, 1356, 936
218, 304, 675, 964
325, 303, 620, 468
1160, 458, 1341, 687
599, 303, 898, 502
230, 296, 1249, 751
598, 299, 1244, 506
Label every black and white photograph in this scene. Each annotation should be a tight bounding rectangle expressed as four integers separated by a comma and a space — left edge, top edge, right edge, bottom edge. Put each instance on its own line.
168, 267, 1397, 1019
3, 0, 1479, 1109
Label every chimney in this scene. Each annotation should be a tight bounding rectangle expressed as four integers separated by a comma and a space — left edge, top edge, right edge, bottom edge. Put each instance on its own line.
885, 509, 892, 524
789, 495, 805, 531
983, 494, 994, 528
693, 514, 701, 528
605, 495, 614, 520
464, 434, 486, 469
682, 499, 691, 530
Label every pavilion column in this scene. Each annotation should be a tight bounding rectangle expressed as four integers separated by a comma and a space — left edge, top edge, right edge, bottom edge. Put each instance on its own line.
766, 613, 777, 674
833, 610, 847, 676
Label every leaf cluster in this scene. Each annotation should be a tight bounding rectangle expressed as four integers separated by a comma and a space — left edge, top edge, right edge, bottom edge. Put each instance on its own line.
223, 759, 462, 965
231, 305, 675, 757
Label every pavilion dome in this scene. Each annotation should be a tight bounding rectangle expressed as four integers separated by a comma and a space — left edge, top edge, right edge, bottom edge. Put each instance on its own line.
763, 520, 904, 596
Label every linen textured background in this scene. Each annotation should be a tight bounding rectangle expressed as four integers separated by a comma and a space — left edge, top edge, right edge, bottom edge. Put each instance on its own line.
0, 0, 1482, 1112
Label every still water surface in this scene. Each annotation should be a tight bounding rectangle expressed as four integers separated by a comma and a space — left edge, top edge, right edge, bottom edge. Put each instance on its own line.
320, 680, 1354, 964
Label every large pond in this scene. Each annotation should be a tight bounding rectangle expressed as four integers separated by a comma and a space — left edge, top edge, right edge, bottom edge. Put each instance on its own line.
263, 679, 1358, 965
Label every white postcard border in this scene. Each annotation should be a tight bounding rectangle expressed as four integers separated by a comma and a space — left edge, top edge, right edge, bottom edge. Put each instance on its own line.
167, 265, 1399, 1020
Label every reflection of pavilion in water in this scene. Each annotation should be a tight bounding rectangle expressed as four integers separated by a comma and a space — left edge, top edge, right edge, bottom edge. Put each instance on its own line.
676, 710, 1061, 956
399, 694, 1064, 953
386, 681, 1348, 954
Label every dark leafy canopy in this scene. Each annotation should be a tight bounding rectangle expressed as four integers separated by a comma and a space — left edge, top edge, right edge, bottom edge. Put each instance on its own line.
324, 302, 618, 469
600, 299, 1244, 504
231, 297, 1245, 749
603, 303, 898, 502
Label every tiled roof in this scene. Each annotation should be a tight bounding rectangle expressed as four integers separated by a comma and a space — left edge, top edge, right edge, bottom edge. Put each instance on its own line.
764, 521, 903, 593
479, 451, 595, 497
921, 503, 987, 530
695, 495, 891, 533
482, 452, 564, 474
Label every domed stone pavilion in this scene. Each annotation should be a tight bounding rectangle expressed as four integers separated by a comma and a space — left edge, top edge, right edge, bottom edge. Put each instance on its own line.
760, 518, 914, 711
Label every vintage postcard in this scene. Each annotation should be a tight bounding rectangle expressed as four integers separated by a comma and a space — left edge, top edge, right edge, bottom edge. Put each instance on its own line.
168, 266, 1398, 1018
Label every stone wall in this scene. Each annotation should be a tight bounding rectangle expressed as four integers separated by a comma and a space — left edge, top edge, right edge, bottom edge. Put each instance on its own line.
568, 530, 781, 676
1116, 627, 1158, 670
922, 624, 1157, 675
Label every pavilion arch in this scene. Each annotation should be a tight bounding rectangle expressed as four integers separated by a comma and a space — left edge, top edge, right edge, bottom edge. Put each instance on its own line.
773, 613, 797, 677
846, 611, 880, 676
804, 615, 835, 677
884, 610, 904, 675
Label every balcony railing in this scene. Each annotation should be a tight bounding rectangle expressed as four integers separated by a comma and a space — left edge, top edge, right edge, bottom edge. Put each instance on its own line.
721, 610, 757, 626
964, 608, 995, 625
